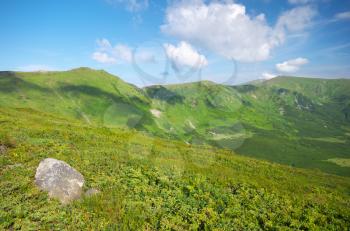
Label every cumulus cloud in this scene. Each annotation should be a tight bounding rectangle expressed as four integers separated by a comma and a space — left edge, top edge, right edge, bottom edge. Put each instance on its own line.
161, 0, 316, 62
92, 38, 156, 64
92, 39, 133, 64
276, 5, 316, 32
276, 57, 309, 73
106, 0, 148, 12
164, 41, 208, 71
113, 44, 132, 62
262, 72, 277, 80
335, 11, 350, 20
92, 52, 117, 64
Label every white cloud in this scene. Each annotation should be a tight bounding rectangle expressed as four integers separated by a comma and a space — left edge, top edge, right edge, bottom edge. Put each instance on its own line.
96, 38, 112, 51
262, 72, 277, 80
276, 57, 309, 73
92, 38, 157, 64
92, 39, 133, 64
106, 0, 148, 12
276, 5, 316, 32
92, 52, 117, 64
164, 41, 208, 71
161, 0, 316, 62
288, 0, 313, 4
113, 44, 132, 62
335, 11, 350, 20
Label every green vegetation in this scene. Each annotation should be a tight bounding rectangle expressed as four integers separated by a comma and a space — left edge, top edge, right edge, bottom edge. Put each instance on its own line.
1, 68, 350, 229
326, 158, 350, 167
1, 107, 350, 229
0, 68, 349, 178
146, 77, 350, 176
304, 137, 346, 144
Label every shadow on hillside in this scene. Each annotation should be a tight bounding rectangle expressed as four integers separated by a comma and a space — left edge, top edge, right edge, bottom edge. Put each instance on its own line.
59, 84, 145, 106
111, 83, 147, 104
0, 72, 50, 93
230, 84, 257, 93
59, 84, 157, 129
145, 86, 185, 104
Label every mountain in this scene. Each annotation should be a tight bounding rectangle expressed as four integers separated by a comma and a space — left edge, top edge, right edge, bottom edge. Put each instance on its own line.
0, 68, 154, 129
1, 97, 350, 230
0, 68, 349, 176
1, 68, 350, 229
146, 77, 350, 176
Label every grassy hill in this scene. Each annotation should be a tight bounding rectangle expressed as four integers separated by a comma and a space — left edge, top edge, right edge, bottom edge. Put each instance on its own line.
0, 68, 152, 128
1, 107, 350, 229
146, 77, 350, 176
0, 69, 349, 177
1, 68, 350, 229
233, 77, 350, 176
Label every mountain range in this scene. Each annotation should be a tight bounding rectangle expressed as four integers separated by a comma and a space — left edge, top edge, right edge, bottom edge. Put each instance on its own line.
1, 67, 349, 176
1, 67, 350, 229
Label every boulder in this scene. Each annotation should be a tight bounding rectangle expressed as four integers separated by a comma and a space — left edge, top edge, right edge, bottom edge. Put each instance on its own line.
35, 158, 84, 204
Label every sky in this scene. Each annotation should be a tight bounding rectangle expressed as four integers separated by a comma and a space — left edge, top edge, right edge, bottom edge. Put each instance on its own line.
1, 0, 350, 86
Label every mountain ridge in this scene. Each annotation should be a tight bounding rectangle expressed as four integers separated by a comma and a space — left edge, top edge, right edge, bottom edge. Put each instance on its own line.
1, 67, 349, 176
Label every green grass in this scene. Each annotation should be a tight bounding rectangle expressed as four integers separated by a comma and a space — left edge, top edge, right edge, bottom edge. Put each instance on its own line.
1, 69, 350, 177
147, 78, 350, 176
326, 158, 350, 167
304, 137, 346, 144
1, 107, 350, 229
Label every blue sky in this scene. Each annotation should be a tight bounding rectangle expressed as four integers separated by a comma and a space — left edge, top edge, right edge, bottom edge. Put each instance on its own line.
1, 0, 350, 86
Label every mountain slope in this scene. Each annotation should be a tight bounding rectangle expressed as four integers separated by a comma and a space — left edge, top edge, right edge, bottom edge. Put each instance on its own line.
146, 77, 350, 176
1, 106, 350, 229
0, 68, 153, 129
1, 69, 349, 176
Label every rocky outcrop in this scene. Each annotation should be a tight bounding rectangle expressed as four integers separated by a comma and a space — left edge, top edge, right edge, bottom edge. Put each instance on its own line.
35, 158, 84, 204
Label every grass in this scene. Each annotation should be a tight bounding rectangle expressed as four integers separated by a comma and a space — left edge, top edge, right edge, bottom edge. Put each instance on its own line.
1, 106, 350, 229
150, 79, 350, 176
304, 137, 346, 144
326, 158, 350, 167
1, 69, 350, 178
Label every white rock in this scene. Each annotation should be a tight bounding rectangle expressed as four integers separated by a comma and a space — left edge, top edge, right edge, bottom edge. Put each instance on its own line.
150, 109, 162, 118
35, 158, 84, 204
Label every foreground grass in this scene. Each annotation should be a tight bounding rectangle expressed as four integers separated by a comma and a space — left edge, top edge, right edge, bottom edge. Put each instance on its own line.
1, 107, 350, 230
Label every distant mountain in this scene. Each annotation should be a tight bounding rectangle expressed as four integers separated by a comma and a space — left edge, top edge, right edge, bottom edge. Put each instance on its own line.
1, 68, 349, 176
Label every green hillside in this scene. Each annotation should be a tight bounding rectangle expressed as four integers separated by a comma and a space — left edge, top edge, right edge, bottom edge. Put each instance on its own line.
1, 107, 350, 229
1, 68, 350, 229
0, 68, 151, 128
0, 69, 349, 177
146, 77, 350, 176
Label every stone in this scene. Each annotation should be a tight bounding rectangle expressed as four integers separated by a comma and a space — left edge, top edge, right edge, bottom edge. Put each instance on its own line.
0, 144, 7, 155
35, 158, 84, 204
150, 109, 162, 118
85, 188, 100, 197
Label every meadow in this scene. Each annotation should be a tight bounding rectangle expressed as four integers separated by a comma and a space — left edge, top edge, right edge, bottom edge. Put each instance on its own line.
1, 106, 350, 229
